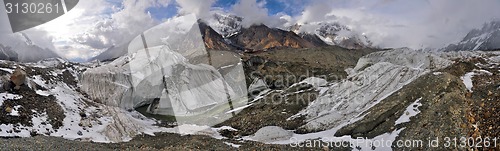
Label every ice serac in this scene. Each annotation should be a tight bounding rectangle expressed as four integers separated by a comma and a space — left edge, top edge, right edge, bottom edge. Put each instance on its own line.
81, 14, 248, 126
293, 48, 453, 132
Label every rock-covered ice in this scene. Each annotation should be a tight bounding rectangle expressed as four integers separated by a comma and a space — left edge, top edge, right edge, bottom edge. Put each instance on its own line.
293, 48, 454, 131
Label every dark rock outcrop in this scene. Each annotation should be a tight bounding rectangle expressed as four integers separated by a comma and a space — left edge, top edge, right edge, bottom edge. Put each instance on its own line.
229, 24, 321, 52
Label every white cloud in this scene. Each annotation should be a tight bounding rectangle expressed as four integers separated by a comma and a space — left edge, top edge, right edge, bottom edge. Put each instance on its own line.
288, 0, 500, 49
231, 0, 287, 28
176, 0, 215, 19
4, 0, 500, 61
35, 0, 171, 61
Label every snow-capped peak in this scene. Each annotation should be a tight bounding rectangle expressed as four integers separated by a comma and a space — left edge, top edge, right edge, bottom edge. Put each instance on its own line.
290, 22, 372, 49
204, 12, 243, 38
444, 20, 500, 51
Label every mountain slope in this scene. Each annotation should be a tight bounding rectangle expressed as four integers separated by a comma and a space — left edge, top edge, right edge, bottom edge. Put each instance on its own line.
90, 44, 128, 62
91, 22, 330, 61
205, 12, 243, 38
298, 33, 330, 47
91, 21, 235, 62
198, 21, 236, 51
0, 44, 18, 61
0, 33, 60, 62
91, 14, 375, 61
229, 24, 322, 52
444, 21, 500, 51
290, 22, 372, 49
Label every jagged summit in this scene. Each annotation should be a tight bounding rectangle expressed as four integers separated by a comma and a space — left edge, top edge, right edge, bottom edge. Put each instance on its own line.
291, 22, 372, 49
206, 12, 243, 38
90, 13, 375, 61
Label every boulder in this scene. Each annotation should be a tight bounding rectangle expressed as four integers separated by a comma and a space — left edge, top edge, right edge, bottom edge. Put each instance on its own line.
10, 68, 26, 90
252, 126, 293, 142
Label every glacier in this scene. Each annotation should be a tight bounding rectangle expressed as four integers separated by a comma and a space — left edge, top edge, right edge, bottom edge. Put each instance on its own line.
81, 14, 248, 126
292, 48, 454, 131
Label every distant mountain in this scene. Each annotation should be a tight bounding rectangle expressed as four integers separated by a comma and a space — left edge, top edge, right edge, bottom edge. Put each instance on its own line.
91, 21, 235, 62
298, 33, 330, 47
205, 12, 371, 50
229, 24, 324, 52
292, 22, 372, 50
0, 44, 18, 61
91, 13, 373, 61
0, 33, 60, 62
444, 21, 500, 51
92, 21, 328, 61
206, 13, 243, 38
90, 44, 128, 62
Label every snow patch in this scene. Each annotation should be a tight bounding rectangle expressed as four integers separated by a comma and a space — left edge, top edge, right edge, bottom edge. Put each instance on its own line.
224, 142, 242, 148
0, 93, 22, 106
31, 75, 48, 88
265, 121, 404, 151
35, 90, 51, 96
432, 72, 443, 75
461, 72, 475, 92
395, 98, 423, 125
298, 77, 328, 89
167, 124, 225, 139
0, 124, 31, 137
0, 67, 13, 73
213, 126, 238, 132
9, 105, 21, 116
474, 69, 493, 76
226, 104, 252, 114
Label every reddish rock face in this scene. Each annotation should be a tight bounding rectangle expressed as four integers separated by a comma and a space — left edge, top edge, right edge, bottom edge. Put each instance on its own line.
199, 22, 236, 51
10, 68, 26, 90
229, 24, 323, 52
199, 22, 328, 53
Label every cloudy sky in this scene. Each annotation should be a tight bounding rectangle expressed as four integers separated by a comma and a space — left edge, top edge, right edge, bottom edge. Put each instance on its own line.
1, 0, 500, 62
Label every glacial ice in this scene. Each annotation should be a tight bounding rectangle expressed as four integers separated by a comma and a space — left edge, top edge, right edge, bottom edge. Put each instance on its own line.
81, 14, 248, 126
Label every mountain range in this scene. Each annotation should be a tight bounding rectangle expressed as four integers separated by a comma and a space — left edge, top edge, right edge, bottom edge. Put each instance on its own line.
3, 14, 500, 62
444, 21, 500, 51
0, 12, 499, 151
91, 12, 373, 61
